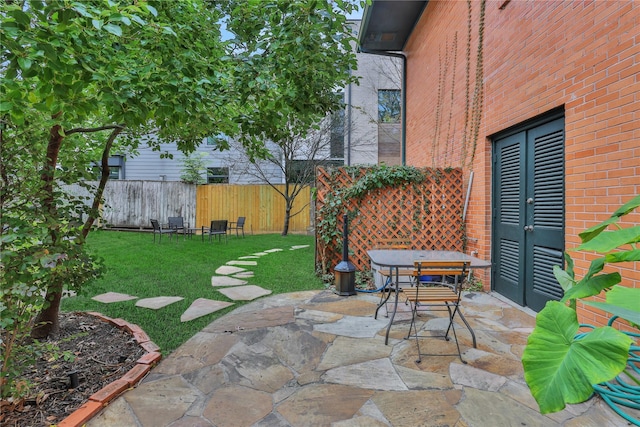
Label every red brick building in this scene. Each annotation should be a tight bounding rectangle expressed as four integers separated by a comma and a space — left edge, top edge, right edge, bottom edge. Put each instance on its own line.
360, 0, 639, 322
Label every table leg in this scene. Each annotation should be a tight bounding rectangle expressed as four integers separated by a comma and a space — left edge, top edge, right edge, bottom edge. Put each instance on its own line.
384, 266, 400, 345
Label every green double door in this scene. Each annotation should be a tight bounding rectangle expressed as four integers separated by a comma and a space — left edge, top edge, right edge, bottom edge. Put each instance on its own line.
492, 115, 565, 312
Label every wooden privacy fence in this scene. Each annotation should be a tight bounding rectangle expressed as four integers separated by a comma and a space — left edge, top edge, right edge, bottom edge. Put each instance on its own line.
315, 167, 465, 273
196, 184, 311, 234
65, 181, 196, 229
65, 181, 311, 233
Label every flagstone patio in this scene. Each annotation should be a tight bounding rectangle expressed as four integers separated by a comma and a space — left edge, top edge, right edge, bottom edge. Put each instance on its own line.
86, 289, 630, 426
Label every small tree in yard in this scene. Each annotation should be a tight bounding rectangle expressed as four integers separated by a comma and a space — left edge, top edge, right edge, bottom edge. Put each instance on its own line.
220, 0, 360, 235
0, 0, 360, 399
180, 152, 209, 185
225, 114, 345, 235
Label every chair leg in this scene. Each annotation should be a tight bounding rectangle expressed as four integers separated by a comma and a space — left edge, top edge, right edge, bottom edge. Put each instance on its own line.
449, 306, 477, 349
374, 277, 393, 320
445, 304, 466, 364
408, 301, 422, 364
408, 301, 467, 365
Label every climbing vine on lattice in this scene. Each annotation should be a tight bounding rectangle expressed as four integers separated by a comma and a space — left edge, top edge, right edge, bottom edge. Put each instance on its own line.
315, 165, 465, 274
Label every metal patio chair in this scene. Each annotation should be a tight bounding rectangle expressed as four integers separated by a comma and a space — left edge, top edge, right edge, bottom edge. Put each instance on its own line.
228, 216, 246, 238
168, 216, 187, 239
150, 219, 176, 243
405, 260, 472, 364
207, 220, 228, 243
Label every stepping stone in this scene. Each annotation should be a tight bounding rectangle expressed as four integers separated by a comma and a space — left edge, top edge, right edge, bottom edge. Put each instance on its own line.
216, 265, 247, 275
290, 245, 309, 250
264, 249, 283, 253
226, 260, 258, 266
323, 358, 408, 391
181, 298, 234, 322
234, 271, 254, 278
238, 256, 260, 259
314, 315, 389, 338
136, 296, 184, 310
92, 292, 138, 303
252, 252, 269, 257
212, 276, 248, 287
218, 285, 273, 301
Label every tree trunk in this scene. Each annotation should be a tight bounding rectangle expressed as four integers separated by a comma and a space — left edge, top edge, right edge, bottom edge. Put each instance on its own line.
31, 124, 64, 338
282, 206, 291, 236
31, 281, 64, 338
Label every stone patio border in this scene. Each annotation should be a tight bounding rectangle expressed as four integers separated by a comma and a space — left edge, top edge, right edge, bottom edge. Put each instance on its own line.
57, 312, 161, 427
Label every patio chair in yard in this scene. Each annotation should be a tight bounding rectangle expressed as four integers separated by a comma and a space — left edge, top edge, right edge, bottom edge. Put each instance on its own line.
150, 219, 176, 243
168, 216, 187, 238
228, 216, 246, 238
405, 260, 472, 364
207, 220, 228, 243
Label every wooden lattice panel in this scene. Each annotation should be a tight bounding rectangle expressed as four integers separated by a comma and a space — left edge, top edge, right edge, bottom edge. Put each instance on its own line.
315, 167, 465, 273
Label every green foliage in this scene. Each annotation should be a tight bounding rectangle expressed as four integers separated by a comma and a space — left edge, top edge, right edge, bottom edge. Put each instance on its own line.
1, 0, 359, 338
179, 152, 208, 184
1, 0, 361, 397
522, 195, 640, 414
221, 0, 361, 157
1, 221, 103, 399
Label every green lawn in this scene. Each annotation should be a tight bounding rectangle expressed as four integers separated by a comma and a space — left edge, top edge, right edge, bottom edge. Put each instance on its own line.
61, 230, 324, 355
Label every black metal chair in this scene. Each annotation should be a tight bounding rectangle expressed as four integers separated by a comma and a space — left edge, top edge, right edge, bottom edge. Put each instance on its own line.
228, 216, 246, 238
168, 216, 187, 238
207, 220, 228, 243
150, 219, 176, 243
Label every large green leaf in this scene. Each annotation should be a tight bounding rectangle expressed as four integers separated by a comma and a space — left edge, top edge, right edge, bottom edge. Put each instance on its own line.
579, 195, 640, 243
582, 301, 640, 327
605, 249, 640, 263
582, 285, 640, 327
611, 194, 640, 218
561, 272, 620, 302
522, 301, 633, 414
605, 285, 640, 312
553, 265, 575, 292
578, 226, 640, 253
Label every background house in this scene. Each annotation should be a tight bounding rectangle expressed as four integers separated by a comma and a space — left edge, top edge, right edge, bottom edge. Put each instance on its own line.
360, 0, 639, 319
111, 20, 402, 184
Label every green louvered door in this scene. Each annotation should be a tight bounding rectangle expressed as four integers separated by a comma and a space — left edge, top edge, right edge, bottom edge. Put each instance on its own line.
492, 116, 565, 312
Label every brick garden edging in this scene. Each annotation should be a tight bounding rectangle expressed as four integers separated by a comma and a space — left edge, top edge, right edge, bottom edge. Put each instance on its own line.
57, 312, 162, 427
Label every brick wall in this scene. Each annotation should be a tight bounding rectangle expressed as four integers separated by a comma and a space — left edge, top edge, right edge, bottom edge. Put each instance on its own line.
404, 0, 639, 325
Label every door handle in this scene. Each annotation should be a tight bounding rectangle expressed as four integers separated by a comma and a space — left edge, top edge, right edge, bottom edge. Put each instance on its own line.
524, 225, 534, 232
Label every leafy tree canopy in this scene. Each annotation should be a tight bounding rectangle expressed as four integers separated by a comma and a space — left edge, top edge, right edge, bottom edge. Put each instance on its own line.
221, 0, 360, 159
0, 0, 361, 345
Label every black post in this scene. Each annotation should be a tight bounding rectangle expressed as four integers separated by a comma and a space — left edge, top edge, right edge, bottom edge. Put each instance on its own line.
334, 214, 356, 296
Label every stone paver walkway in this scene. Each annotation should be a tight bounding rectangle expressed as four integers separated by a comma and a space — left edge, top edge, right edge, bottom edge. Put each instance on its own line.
87, 290, 629, 427
92, 245, 308, 321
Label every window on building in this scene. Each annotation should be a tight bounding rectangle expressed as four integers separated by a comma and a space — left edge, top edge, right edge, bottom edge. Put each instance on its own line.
378, 89, 401, 123
330, 109, 345, 159
207, 167, 229, 184
206, 134, 229, 149
108, 166, 121, 180
289, 159, 343, 184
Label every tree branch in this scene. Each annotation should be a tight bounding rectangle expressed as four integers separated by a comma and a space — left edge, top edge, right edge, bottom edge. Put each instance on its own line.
65, 124, 125, 136
82, 127, 123, 238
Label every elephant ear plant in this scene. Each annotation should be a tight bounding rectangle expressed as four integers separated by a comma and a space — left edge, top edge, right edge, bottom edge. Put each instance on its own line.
522, 195, 640, 414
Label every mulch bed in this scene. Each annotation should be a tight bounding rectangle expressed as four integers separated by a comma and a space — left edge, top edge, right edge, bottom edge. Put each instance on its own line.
1, 312, 145, 427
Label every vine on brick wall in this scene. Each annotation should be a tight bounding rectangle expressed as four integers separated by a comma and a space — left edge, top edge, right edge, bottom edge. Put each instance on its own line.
460, 0, 486, 170
432, 0, 486, 170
